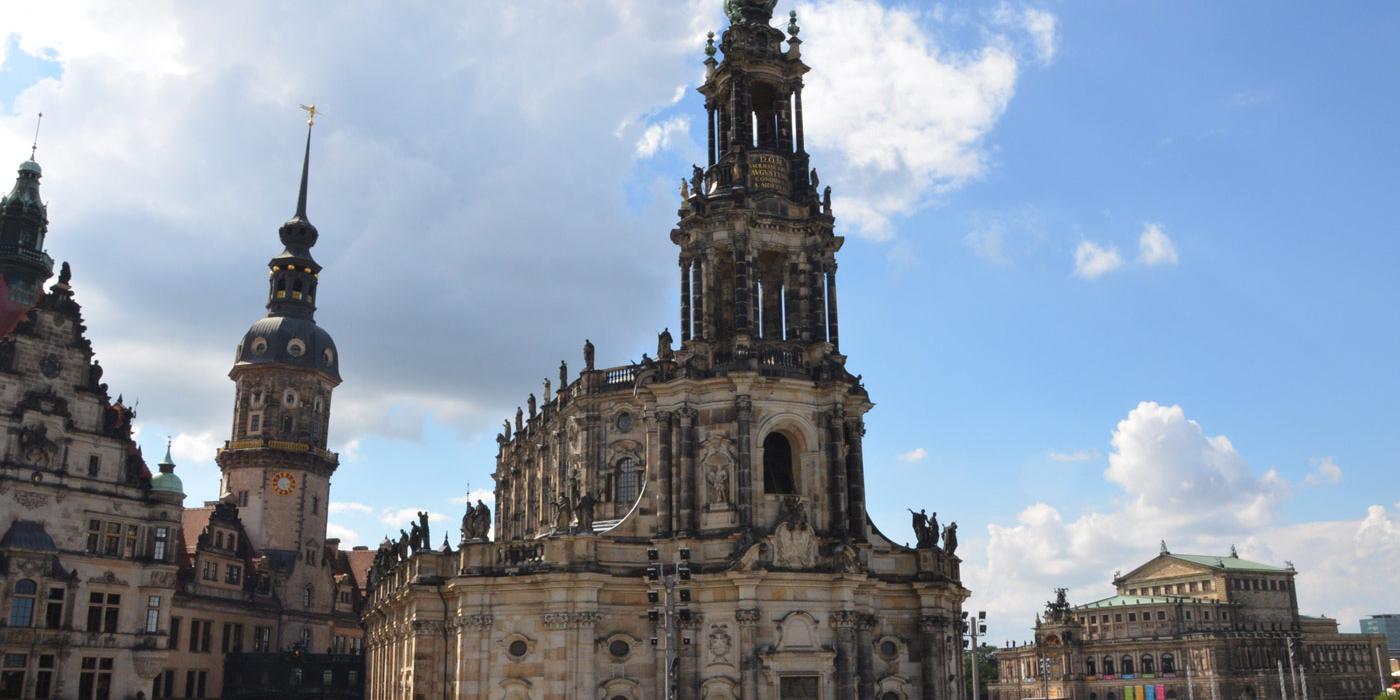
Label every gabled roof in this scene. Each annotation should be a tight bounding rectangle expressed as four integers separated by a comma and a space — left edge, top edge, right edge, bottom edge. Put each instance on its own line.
1075, 594, 1186, 610
346, 547, 375, 593
1165, 553, 1287, 572
180, 506, 214, 554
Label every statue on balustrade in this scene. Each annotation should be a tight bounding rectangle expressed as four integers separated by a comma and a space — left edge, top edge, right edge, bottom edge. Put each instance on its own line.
576, 492, 596, 533
943, 521, 959, 556
583, 339, 595, 370
658, 328, 674, 360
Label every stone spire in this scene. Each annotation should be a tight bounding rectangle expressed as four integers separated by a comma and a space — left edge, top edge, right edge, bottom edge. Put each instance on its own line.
265, 120, 323, 321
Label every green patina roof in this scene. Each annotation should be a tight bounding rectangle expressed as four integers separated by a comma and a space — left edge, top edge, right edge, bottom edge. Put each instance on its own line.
1167, 553, 1288, 572
1075, 595, 1187, 610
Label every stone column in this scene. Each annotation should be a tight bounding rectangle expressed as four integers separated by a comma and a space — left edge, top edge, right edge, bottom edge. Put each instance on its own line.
658, 411, 674, 537
794, 82, 806, 154
826, 263, 840, 350
680, 259, 692, 342
734, 238, 751, 337
543, 612, 572, 698
921, 616, 945, 700
826, 408, 848, 540
707, 103, 718, 166
737, 608, 761, 700
678, 408, 696, 536
736, 396, 754, 532
576, 612, 600, 700
812, 259, 828, 342
695, 256, 707, 341
844, 416, 867, 542
858, 614, 878, 699
833, 611, 858, 699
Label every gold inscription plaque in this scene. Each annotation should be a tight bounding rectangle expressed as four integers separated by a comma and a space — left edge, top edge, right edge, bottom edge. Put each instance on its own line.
747, 152, 790, 195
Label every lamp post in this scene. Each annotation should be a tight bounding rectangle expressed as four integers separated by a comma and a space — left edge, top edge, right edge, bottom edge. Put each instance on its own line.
963, 610, 989, 700
645, 547, 692, 700
1040, 654, 1054, 700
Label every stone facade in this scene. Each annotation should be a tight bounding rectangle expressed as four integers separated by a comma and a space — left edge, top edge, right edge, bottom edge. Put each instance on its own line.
989, 549, 1389, 700
0, 159, 180, 699
363, 3, 970, 698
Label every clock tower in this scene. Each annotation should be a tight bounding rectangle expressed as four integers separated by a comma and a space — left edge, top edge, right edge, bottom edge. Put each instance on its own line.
216, 118, 342, 574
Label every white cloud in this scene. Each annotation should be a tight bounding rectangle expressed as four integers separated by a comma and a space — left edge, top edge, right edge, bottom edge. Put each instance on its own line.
898, 447, 928, 463
799, 0, 1034, 239
1138, 222, 1179, 266
1048, 448, 1099, 463
170, 430, 219, 464
965, 402, 1293, 639
328, 501, 374, 515
634, 115, 691, 157
1304, 456, 1343, 486
993, 4, 1058, 65
378, 507, 450, 530
325, 523, 360, 544
1073, 240, 1123, 279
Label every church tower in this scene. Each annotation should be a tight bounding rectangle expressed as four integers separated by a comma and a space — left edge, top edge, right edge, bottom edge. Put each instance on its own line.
0, 148, 56, 332
366, 4, 968, 699
216, 118, 341, 573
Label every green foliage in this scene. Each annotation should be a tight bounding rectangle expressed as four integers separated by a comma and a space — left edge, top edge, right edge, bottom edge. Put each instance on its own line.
965, 644, 1000, 700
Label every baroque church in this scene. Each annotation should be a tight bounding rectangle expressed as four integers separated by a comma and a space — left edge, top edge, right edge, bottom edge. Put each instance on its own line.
363, 2, 970, 699
0, 118, 369, 699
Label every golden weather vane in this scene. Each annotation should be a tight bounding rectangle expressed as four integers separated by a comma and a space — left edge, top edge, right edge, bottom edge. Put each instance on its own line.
299, 103, 322, 126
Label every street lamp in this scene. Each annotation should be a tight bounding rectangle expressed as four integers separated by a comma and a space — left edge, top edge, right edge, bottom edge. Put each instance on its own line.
963, 610, 988, 700
646, 547, 692, 700
1039, 655, 1054, 700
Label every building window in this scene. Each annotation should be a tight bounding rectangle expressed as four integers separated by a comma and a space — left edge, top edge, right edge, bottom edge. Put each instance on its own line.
302, 585, 313, 608
8, 579, 37, 627
88, 455, 100, 477
215, 531, 224, 548
44, 587, 64, 628
238, 490, 249, 507
1142, 655, 1155, 674
762, 432, 797, 494
615, 456, 640, 503
123, 524, 140, 558
153, 669, 175, 699
300, 627, 312, 649
78, 657, 113, 700
144, 595, 161, 633
1103, 657, 1114, 675
305, 548, 317, 566
284, 389, 298, 407
33, 655, 52, 699
1162, 653, 1176, 674
201, 560, 218, 581
1114, 614, 1123, 623
184, 670, 207, 698
188, 619, 213, 653
312, 496, 320, 514
103, 521, 121, 555
251, 389, 264, 407
226, 564, 242, 585
1128, 613, 1137, 622
0, 653, 25, 698
1121, 656, 1134, 675
86, 592, 120, 634
169, 617, 181, 649
322, 669, 333, 686
1086, 658, 1096, 676
153, 526, 169, 561
1157, 610, 1166, 621
779, 675, 820, 699
281, 415, 294, 435
254, 626, 272, 652
248, 411, 263, 434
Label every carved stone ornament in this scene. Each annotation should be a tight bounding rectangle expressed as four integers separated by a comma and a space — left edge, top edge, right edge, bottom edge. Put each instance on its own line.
13, 490, 49, 509
735, 608, 761, 627
708, 623, 733, 665
39, 353, 62, 378
17, 423, 58, 468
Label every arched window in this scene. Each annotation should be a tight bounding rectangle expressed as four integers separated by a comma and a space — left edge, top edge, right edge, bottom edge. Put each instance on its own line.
302, 585, 313, 608
881, 693, 902, 700
1162, 653, 1176, 674
1086, 658, 1097, 676
1103, 657, 1114, 675
763, 432, 796, 494
1141, 655, 1155, 674
281, 415, 294, 436
615, 456, 640, 504
1090, 694, 1099, 700
8, 579, 37, 626
1121, 656, 1134, 675
215, 531, 224, 549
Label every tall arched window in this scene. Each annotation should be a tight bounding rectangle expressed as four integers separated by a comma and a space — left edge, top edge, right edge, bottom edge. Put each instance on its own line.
615, 457, 640, 504
1086, 658, 1097, 676
302, 585, 313, 608
1141, 655, 1155, 674
1103, 657, 1114, 675
8, 579, 37, 626
763, 432, 796, 494
1121, 656, 1134, 675
1162, 653, 1176, 674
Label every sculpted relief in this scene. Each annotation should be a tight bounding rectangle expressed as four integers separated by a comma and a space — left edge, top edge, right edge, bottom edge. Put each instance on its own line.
701, 432, 734, 509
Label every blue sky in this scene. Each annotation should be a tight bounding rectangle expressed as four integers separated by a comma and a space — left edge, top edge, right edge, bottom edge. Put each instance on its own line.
1, 1, 1396, 642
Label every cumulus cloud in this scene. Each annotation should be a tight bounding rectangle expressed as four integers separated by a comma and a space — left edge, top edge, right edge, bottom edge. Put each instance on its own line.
1304, 456, 1343, 486
799, 0, 1041, 238
450, 487, 496, 506
1073, 240, 1123, 279
635, 116, 691, 157
897, 447, 928, 463
1138, 222, 1179, 266
170, 430, 219, 464
325, 523, 359, 544
965, 401, 1293, 639
378, 507, 450, 530
328, 501, 374, 515
1048, 448, 1099, 463
993, 4, 1059, 65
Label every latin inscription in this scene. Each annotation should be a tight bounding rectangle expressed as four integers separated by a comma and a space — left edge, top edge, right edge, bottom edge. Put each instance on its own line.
748, 153, 790, 195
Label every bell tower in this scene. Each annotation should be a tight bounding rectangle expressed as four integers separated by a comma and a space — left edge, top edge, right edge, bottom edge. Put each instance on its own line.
0, 123, 56, 333
675, 0, 843, 365
216, 113, 342, 568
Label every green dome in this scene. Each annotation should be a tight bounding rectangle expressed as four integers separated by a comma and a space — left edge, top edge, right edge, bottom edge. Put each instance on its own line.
151, 443, 184, 496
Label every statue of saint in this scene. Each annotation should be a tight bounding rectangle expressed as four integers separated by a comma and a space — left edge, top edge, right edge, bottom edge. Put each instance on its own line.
908, 508, 930, 548
527, 393, 537, 418
943, 522, 959, 556
583, 339, 595, 370
576, 492, 596, 533
658, 327, 674, 359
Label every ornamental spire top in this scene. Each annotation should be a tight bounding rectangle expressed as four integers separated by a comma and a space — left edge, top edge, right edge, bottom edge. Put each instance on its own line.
724, 0, 778, 25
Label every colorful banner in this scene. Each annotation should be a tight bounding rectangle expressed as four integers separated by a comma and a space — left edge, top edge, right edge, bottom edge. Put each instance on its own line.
1146, 685, 1157, 700
1138, 684, 1147, 700
1157, 684, 1167, 700
1125, 686, 1136, 700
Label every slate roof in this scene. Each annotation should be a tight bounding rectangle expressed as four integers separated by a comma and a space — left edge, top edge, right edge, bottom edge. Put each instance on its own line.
1075, 594, 1188, 610
0, 520, 56, 551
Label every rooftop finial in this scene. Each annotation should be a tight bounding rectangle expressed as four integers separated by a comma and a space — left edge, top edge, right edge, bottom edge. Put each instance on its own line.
162, 436, 175, 465
294, 104, 321, 220
30, 112, 43, 161
788, 10, 800, 37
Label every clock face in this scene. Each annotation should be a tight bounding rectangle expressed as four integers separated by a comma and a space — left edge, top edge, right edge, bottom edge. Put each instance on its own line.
271, 471, 297, 496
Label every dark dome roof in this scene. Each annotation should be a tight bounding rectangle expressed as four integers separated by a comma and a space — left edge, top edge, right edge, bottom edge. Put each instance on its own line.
234, 315, 340, 382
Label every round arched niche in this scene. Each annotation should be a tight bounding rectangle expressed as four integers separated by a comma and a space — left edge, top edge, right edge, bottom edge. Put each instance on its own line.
598, 677, 641, 700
